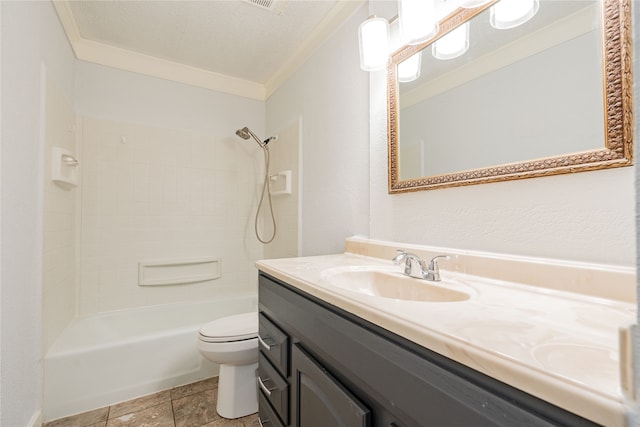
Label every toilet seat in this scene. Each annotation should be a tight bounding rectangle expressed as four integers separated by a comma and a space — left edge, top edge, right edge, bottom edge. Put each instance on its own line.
199, 312, 258, 343
197, 311, 259, 418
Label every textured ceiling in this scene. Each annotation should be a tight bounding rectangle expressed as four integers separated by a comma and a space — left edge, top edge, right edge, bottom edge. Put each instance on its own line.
66, 0, 342, 84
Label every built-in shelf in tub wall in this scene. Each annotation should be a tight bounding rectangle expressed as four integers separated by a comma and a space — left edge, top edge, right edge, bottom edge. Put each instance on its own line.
52, 146, 79, 187
138, 257, 221, 286
269, 170, 291, 195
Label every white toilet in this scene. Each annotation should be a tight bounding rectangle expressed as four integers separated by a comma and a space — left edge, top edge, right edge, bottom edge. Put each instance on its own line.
197, 312, 259, 419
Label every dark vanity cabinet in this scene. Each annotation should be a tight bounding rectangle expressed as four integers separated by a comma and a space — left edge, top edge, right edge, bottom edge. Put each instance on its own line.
257, 272, 600, 427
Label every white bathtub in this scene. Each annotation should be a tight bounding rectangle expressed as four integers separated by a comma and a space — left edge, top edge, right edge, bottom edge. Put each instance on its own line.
43, 294, 258, 422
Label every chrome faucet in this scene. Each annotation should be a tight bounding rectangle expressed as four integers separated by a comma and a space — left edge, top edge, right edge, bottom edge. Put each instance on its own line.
392, 250, 450, 281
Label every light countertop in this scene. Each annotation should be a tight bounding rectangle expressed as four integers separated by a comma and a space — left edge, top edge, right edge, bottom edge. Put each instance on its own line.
257, 246, 636, 426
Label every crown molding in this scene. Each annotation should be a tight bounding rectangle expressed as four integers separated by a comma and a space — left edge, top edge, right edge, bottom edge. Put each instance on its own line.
74, 38, 266, 100
53, 0, 82, 48
53, 0, 364, 101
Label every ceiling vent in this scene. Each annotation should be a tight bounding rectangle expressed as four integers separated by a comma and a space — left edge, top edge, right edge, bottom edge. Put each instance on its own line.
244, 0, 276, 11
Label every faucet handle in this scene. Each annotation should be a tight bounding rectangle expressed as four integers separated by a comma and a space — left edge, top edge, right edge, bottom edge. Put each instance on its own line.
392, 250, 410, 275
428, 255, 450, 281
393, 250, 423, 276
428, 255, 450, 267
392, 249, 408, 264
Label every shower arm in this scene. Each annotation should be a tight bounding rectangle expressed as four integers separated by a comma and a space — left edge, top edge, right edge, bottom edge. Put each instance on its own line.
246, 128, 266, 148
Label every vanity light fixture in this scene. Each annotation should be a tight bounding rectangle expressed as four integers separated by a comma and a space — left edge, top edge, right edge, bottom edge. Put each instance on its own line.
358, 16, 390, 71
433, 22, 470, 60
397, 52, 422, 82
490, 0, 539, 30
359, 0, 520, 72
398, 0, 438, 45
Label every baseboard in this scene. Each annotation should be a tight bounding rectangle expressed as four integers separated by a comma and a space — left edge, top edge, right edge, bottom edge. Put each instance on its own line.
26, 410, 42, 427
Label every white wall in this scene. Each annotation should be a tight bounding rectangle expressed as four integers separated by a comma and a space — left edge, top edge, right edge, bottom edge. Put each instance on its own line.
266, 4, 371, 256
633, 4, 640, 421
75, 61, 265, 138
42, 75, 78, 352
75, 62, 266, 314
1, 1, 76, 425
369, 2, 636, 267
263, 118, 301, 258
1, 3, 3, 419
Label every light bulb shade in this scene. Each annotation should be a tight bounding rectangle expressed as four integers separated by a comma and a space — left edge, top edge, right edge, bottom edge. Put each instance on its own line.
433, 22, 469, 60
398, 0, 438, 45
459, 0, 493, 8
398, 52, 422, 82
358, 16, 390, 71
490, 0, 539, 29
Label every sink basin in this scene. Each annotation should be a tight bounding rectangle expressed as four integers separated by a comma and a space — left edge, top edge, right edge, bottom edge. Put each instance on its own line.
321, 267, 470, 302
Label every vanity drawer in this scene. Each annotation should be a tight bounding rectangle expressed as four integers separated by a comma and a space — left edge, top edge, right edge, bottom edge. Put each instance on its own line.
258, 390, 285, 427
259, 312, 289, 376
258, 352, 289, 425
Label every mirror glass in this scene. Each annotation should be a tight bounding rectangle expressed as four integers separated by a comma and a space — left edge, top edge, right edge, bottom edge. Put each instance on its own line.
388, 0, 633, 192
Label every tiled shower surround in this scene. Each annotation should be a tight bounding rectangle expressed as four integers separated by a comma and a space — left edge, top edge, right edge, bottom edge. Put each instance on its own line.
78, 117, 263, 314
43, 378, 258, 427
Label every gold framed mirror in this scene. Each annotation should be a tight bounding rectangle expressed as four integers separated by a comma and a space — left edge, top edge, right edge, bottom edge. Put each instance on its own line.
387, 0, 633, 193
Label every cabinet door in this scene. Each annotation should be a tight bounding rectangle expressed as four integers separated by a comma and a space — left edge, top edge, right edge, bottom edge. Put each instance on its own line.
292, 343, 370, 427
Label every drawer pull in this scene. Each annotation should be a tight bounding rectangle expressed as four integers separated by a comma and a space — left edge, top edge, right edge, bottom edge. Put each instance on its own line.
258, 334, 274, 350
258, 375, 275, 396
258, 416, 270, 426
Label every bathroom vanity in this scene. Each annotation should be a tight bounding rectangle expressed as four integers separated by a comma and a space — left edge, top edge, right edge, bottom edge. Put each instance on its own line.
256, 238, 636, 426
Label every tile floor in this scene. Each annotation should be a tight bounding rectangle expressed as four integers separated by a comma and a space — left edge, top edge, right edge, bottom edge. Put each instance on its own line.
43, 377, 259, 427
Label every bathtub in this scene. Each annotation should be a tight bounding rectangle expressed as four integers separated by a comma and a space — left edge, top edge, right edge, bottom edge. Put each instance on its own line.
43, 294, 257, 422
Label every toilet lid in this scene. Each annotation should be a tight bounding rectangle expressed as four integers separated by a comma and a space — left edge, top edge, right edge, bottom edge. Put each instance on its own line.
199, 312, 258, 343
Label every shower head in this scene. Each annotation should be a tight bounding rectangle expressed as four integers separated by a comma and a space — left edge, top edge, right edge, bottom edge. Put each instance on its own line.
235, 127, 251, 140
235, 126, 277, 147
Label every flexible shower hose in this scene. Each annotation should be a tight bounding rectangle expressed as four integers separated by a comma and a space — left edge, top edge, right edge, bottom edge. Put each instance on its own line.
256, 145, 276, 244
